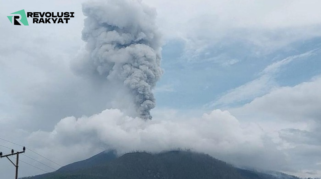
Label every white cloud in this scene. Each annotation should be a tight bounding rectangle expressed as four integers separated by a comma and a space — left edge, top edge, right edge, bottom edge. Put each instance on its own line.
146, 0, 321, 61
141, 0, 321, 62
26, 108, 288, 173
154, 84, 175, 93
261, 49, 316, 75
146, 0, 321, 36
233, 76, 321, 122
227, 76, 321, 177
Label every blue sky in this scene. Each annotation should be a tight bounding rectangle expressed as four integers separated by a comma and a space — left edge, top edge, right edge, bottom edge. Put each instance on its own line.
155, 37, 321, 110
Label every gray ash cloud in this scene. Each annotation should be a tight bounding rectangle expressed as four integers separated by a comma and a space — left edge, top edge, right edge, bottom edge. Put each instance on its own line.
78, 0, 162, 119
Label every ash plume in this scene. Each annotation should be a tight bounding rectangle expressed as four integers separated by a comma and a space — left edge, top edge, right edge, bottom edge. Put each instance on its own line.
80, 0, 162, 119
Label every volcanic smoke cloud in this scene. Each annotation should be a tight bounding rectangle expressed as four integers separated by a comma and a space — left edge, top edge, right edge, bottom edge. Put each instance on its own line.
80, 0, 162, 119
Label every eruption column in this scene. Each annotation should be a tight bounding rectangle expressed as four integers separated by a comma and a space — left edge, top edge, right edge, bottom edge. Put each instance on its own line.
81, 0, 162, 119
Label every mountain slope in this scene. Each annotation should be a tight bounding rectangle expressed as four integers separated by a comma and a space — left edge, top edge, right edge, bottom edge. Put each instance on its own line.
57, 150, 117, 172
23, 150, 299, 179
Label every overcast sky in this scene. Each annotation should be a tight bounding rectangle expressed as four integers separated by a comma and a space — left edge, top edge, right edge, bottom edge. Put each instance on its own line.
1, 0, 321, 178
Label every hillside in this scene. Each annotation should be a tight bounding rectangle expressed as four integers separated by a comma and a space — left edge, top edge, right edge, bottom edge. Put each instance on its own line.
23, 150, 299, 179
